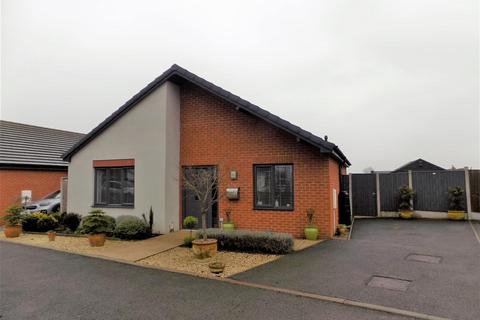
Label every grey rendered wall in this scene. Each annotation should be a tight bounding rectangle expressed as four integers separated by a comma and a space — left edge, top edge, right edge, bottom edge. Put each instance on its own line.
67, 82, 180, 234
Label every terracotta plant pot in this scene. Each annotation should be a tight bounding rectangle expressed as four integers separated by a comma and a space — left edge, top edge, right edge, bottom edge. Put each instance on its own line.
399, 210, 413, 219
304, 227, 318, 240
47, 231, 56, 241
223, 222, 235, 231
447, 210, 465, 220
4, 225, 22, 238
192, 239, 217, 259
88, 233, 106, 247
209, 261, 225, 274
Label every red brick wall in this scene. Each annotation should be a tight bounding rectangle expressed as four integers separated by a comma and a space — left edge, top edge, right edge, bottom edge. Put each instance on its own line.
0, 169, 66, 224
180, 84, 341, 238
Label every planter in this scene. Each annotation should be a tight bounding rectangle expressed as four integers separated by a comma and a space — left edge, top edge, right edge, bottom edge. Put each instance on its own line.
223, 222, 235, 231
47, 231, 56, 241
88, 233, 106, 247
208, 261, 225, 274
192, 239, 217, 259
447, 210, 465, 220
337, 225, 349, 236
304, 227, 318, 240
4, 225, 22, 238
399, 210, 413, 219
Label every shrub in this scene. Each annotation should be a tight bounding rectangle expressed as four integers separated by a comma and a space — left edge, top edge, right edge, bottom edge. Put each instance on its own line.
448, 187, 465, 211
183, 235, 195, 247
62, 213, 82, 231
114, 216, 148, 240
398, 186, 415, 210
196, 229, 294, 254
21, 212, 59, 232
183, 215, 198, 229
3, 204, 23, 226
78, 209, 115, 235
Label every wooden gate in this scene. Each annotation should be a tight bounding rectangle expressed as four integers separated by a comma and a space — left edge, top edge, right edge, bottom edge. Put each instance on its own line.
351, 174, 377, 216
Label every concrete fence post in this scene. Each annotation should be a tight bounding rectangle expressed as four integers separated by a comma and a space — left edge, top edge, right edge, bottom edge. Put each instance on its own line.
376, 173, 381, 217
465, 167, 472, 219
408, 170, 413, 209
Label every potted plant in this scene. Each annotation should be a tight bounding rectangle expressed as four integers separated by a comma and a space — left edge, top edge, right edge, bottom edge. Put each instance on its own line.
337, 224, 349, 236
182, 167, 220, 259
208, 261, 225, 275
222, 209, 234, 231
2, 204, 23, 238
183, 215, 198, 246
447, 186, 465, 220
398, 186, 415, 219
47, 230, 56, 241
78, 209, 115, 247
304, 208, 318, 240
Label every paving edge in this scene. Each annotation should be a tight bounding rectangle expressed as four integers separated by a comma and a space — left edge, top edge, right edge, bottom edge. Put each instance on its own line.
469, 220, 480, 245
1, 239, 450, 320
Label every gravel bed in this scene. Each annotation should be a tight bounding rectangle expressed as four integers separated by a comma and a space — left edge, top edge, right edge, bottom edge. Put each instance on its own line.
138, 247, 281, 277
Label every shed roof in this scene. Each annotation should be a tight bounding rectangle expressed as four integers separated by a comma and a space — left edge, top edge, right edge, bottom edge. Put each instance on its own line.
0, 120, 85, 168
62, 64, 350, 165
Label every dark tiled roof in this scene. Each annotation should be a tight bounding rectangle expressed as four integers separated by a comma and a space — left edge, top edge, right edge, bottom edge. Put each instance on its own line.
392, 158, 445, 172
0, 120, 85, 167
63, 64, 350, 165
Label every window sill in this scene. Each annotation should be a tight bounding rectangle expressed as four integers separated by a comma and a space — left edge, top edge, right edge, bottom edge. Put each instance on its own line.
92, 204, 134, 209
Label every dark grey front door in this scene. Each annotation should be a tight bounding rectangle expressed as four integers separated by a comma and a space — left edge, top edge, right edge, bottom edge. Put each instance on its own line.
351, 173, 377, 216
182, 166, 218, 229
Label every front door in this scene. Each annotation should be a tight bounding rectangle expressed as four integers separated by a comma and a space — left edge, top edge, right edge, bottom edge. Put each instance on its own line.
182, 166, 218, 229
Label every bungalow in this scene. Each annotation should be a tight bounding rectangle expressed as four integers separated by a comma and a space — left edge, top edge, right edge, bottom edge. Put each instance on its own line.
63, 65, 350, 238
0, 120, 84, 221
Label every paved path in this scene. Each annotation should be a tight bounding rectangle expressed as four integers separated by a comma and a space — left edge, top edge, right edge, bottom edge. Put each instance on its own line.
0, 242, 412, 320
233, 219, 480, 320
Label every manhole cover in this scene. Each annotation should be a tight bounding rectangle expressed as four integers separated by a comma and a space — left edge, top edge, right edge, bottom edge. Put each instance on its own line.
406, 254, 442, 264
367, 276, 411, 292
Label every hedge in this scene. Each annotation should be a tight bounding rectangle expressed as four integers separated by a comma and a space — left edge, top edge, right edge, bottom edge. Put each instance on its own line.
195, 229, 293, 254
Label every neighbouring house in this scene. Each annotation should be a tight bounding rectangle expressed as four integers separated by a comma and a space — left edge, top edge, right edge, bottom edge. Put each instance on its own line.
0, 120, 85, 222
392, 158, 445, 173
63, 65, 350, 238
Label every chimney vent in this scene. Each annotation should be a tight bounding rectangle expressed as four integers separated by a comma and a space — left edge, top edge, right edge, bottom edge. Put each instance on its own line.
324, 135, 328, 141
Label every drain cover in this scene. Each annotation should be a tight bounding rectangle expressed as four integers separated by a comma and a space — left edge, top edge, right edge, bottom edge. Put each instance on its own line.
406, 254, 442, 264
367, 276, 411, 292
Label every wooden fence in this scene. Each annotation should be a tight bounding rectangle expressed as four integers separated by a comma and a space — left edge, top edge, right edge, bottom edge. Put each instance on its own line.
348, 168, 478, 217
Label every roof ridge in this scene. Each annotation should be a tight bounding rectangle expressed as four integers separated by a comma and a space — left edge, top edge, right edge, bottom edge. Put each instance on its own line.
0, 120, 85, 136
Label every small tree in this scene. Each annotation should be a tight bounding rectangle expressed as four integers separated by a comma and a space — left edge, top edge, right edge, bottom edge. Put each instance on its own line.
399, 186, 415, 210
183, 215, 198, 239
182, 167, 221, 241
448, 187, 464, 211
2, 204, 23, 226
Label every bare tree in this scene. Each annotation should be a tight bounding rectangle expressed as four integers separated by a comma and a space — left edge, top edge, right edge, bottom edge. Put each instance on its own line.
182, 167, 221, 241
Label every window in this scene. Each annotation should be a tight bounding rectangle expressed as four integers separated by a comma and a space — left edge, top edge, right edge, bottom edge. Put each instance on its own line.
94, 167, 134, 207
254, 164, 293, 210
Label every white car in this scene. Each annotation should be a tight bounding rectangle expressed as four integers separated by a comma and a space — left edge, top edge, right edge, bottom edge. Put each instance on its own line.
23, 190, 61, 213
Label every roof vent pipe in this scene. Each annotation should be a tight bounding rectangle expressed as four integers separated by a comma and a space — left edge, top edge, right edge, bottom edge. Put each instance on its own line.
324, 135, 328, 141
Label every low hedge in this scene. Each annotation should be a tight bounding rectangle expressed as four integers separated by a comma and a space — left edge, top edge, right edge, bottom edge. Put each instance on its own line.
22, 212, 59, 232
196, 229, 293, 254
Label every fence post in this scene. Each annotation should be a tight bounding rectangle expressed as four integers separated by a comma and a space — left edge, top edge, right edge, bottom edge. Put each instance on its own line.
349, 173, 353, 219
465, 167, 472, 219
376, 173, 381, 216
408, 170, 413, 209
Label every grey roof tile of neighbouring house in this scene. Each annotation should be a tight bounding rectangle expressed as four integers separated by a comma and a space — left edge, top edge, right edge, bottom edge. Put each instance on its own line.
0, 120, 85, 168
62, 64, 350, 165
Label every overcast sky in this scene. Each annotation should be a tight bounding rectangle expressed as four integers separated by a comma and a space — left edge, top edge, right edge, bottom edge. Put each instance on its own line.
1, 0, 479, 172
